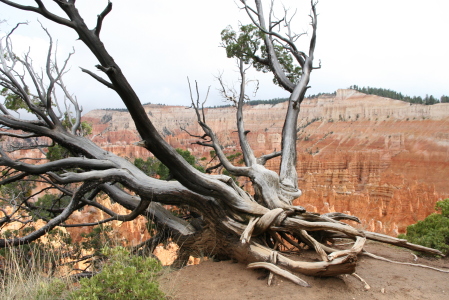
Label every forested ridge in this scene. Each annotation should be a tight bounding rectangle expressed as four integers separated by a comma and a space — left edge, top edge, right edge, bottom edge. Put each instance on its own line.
100, 87, 448, 111
349, 85, 449, 105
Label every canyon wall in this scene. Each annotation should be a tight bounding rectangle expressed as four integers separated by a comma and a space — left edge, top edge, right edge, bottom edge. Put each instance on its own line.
2, 89, 448, 244
83, 89, 449, 236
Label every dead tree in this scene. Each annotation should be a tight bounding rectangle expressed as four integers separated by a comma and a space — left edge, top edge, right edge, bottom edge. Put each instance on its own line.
0, 0, 443, 286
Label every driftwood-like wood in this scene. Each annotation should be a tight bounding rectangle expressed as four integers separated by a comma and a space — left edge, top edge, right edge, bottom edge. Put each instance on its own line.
248, 262, 310, 287
351, 273, 371, 290
0, 0, 444, 286
362, 251, 449, 273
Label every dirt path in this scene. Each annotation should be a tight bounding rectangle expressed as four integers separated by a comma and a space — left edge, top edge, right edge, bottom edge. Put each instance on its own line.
160, 243, 449, 300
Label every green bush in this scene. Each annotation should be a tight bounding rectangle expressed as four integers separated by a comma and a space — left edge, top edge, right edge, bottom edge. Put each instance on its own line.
80, 225, 115, 255
68, 247, 165, 300
135, 148, 204, 181
398, 198, 449, 255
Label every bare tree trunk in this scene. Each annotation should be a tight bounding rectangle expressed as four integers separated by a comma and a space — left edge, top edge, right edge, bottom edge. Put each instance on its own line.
0, 0, 443, 287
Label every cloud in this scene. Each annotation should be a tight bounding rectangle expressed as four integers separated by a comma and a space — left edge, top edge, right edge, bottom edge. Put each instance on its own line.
1, 0, 448, 113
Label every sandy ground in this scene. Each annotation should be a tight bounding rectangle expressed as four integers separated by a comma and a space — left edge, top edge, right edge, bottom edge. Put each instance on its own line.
159, 242, 449, 300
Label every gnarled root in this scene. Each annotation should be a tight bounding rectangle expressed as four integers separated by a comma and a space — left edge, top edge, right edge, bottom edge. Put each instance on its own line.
351, 273, 371, 290
247, 262, 310, 287
173, 207, 446, 288
362, 251, 449, 273
248, 242, 358, 277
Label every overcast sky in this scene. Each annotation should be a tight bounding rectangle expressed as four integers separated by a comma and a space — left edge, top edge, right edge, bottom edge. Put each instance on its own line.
1, 0, 448, 114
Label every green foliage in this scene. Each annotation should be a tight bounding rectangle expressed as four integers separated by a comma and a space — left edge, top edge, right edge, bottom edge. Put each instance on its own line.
1, 245, 163, 300
81, 121, 93, 135
398, 198, 449, 255
1, 87, 27, 111
435, 199, 449, 217
158, 148, 205, 180
102, 107, 129, 112
221, 24, 263, 65
226, 151, 242, 162
423, 95, 438, 105
68, 247, 165, 300
268, 44, 302, 85
0, 87, 42, 113
221, 151, 243, 181
135, 148, 204, 180
46, 144, 72, 161
209, 97, 289, 108
36, 278, 73, 300
47, 228, 73, 245
134, 157, 159, 177
247, 97, 288, 106
61, 112, 93, 136
0, 176, 36, 203
307, 91, 337, 99
80, 225, 114, 255
30, 193, 71, 220
349, 85, 448, 106
176, 148, 204, 171
221, 24, 302, 87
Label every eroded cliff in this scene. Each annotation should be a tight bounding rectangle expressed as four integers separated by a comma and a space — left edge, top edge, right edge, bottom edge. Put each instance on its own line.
3, 89, 447, 244
82, 89, 449, 236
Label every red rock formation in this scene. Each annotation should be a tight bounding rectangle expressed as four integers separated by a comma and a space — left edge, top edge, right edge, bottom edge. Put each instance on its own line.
65, 197, 151, 246
2, 89, 448, 242
82, 89, 449, 236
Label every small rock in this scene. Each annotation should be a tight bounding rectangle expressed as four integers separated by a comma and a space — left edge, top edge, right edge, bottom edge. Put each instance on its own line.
381, 288, 385, 294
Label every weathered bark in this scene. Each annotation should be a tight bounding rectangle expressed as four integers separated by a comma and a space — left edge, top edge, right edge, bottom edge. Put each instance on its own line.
0, 0, 444, 287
